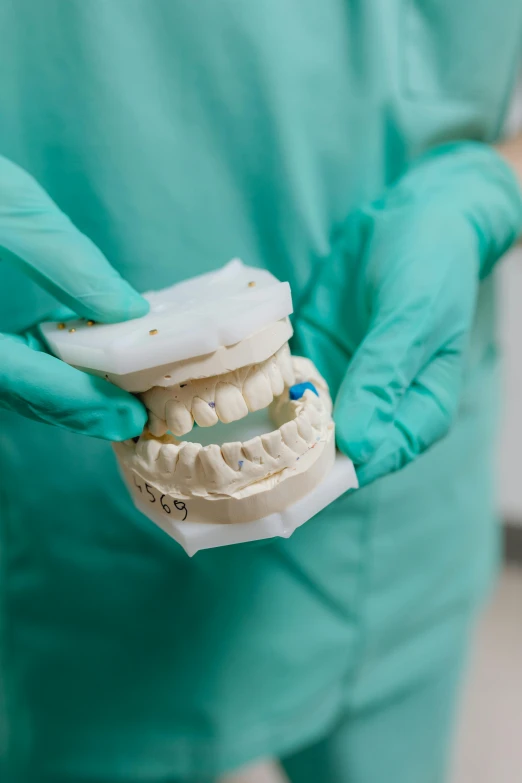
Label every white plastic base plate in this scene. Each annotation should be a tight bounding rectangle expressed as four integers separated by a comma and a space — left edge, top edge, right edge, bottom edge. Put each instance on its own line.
121, 452, 358, 556
39, 260, 292, 379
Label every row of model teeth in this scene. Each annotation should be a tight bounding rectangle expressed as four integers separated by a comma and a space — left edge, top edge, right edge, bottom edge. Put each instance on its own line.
140, 344, 294, 437
133, 392, 327, 495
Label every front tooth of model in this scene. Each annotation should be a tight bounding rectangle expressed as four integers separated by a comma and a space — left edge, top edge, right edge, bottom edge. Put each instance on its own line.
241, 436, 266, 465
136, 436, 162, 463
296, 412, 313, 443
165, 399, 194, 436
243, 367, 273, 412
306, 403, 322, 430
266, 359, 285, 397
220, 441, 244, 471
192, 396, 219, 427
198, 444, 231, 487
215, 382, 249, 423
175, 442, 201, 481
147, 411, 168, 437
261, 429, 283, 459
277, 344, 295, 387
156, 444, 180, 474
141, 387, 170, 421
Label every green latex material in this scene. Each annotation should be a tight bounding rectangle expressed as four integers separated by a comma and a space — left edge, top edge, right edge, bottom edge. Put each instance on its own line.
294, 142, 522, 485
1, 2, 522, 782
0, 156, 150, 440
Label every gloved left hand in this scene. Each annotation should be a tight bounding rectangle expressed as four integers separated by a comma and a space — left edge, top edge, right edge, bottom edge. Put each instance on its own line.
0, 155, 150, 440
293, 142, 522, 486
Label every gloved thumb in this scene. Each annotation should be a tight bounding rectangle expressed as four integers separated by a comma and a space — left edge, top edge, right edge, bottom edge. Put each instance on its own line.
0, 332, 147, 440
0, 155, 149, 323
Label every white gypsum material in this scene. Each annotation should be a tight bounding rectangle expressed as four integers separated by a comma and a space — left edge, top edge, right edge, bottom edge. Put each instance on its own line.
119, 450, 358, 553
39, 257, 356, 538
113, 356, 336, 527
76, 318, 293, 392
116, 388, 330, 499
39, 260, 293, 377
119, 426, 336, 526
140, 343, 295, 436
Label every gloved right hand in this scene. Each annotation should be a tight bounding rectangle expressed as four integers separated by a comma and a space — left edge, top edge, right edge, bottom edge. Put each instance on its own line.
293, 142, 522, 486
0, 156, 150, 440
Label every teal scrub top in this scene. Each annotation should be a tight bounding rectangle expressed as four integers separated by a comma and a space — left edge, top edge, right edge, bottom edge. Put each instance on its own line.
1, 2, 521, 781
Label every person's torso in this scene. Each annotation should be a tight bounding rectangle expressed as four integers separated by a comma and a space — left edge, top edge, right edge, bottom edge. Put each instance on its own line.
0, 0, 520, 552
2, 4, 521, 778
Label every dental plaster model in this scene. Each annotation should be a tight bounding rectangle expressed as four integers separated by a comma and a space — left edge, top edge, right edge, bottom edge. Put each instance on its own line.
40, 260, 352, 540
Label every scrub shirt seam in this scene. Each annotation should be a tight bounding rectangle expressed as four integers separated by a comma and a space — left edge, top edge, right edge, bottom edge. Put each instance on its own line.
212, 685, 341, 772
399, 1, 522, 109
493, 39, 522, 140
0, 477, 33, 783
47, 687, 344, 780
341, 484, 379, 694
0, 500, 7, 776
0, 490, 19, 781
248, 489, 377, 757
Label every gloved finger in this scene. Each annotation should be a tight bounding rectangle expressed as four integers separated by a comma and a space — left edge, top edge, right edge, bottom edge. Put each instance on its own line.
348, 346, 464, 486
0, 333, 146, 440
13, 306, 78, 352
0, 156, 149, 322
333, 297, 443, 463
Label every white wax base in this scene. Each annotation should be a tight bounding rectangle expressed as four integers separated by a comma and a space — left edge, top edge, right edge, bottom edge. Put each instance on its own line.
39, 260, 292, 377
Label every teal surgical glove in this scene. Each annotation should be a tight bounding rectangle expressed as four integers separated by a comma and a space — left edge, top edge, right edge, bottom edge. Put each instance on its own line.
293, 142, 522, 486
0, 156, 150, 440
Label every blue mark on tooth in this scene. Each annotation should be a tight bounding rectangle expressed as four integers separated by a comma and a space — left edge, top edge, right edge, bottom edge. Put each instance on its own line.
238, 460, 244, 470
289, 382, 318, 400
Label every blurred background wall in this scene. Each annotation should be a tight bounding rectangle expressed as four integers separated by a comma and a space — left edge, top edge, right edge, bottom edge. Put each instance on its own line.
499, 253, 522, 524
